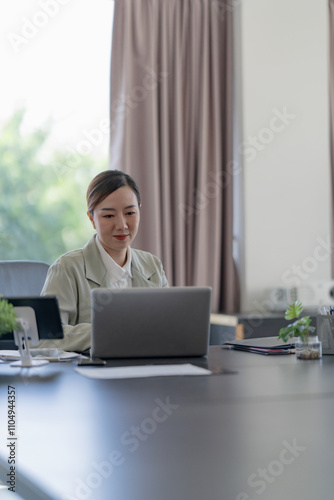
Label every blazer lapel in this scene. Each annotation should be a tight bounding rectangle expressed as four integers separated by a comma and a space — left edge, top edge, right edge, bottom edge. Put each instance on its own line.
131, 250, 159, 288
82, 238, 159, 289
82, 235, 110, 287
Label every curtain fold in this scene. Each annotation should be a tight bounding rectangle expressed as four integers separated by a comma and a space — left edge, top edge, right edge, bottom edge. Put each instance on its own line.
329, 0, 334, 278
109, 0, 239, 313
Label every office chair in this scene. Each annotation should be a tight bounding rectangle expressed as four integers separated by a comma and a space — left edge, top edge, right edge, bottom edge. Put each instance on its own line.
0, 260, 50, 297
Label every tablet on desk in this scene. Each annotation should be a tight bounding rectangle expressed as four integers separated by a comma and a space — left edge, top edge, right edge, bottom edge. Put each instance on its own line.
0, 296, 63, 350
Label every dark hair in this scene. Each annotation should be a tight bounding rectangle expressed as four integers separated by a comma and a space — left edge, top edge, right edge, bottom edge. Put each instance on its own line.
86, 170, 141, 214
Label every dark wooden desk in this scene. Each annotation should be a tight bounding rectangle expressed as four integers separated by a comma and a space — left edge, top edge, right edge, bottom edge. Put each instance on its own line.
1, 346, 334, 500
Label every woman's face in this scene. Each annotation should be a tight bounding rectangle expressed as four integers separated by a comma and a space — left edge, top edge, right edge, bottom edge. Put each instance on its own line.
88, 186, 140, 266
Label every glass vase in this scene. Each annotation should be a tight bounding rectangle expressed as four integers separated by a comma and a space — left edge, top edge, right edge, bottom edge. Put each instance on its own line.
295, 334, 322, 360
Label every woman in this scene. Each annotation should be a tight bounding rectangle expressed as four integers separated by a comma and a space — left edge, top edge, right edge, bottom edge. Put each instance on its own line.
39, 170, 168, 352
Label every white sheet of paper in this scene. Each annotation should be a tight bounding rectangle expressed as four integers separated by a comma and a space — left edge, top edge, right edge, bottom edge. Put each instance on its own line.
0, 350, 20, 360
0, 349, 79, 361
75, 363, 211, 379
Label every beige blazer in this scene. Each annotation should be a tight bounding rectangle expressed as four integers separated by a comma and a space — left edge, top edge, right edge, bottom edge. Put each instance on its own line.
38, 235, 168, 352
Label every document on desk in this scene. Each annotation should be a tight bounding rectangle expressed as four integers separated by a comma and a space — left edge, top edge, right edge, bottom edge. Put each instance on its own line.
75, 363, 212, 379
0, 349, 80, 362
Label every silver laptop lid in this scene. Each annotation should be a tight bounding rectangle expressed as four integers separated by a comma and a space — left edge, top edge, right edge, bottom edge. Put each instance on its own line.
91, 286, 212, 359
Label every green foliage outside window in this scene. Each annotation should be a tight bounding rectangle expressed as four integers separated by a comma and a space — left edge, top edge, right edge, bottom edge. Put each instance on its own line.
0, 109, 107, 264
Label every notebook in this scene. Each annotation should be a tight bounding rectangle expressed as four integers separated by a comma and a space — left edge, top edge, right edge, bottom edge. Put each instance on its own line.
224, 337, 296, 355
91, 286, 212, 359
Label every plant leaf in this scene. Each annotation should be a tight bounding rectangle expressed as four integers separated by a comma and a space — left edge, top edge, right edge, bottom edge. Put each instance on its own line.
278, 325, 296, 342
278, 301, 315, 342
0, 296, 18, 336
285, 300, 303, 320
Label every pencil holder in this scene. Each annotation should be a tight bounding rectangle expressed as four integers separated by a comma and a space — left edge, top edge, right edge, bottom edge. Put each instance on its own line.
317, 314, 334, 355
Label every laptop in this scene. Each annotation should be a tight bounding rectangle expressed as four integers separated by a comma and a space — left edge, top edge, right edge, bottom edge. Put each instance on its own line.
91, 286, 212, 359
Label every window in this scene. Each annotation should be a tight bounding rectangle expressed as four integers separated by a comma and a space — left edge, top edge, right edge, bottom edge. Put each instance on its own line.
0, 0, 114, 263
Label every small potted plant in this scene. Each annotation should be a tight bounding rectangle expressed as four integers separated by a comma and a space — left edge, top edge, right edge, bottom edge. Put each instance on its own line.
278, 300, 321, 359
0, 295, 18, 337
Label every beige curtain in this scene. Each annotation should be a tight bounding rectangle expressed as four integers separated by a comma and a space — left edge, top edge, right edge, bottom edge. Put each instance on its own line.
329, 0, 334, 277
109, 0, 239, 313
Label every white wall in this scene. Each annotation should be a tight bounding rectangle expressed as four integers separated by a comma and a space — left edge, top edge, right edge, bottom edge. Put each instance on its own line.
236, 0, 331, 312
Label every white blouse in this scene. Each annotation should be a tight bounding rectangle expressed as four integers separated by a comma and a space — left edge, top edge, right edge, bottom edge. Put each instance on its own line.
95, 236, 133, 288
